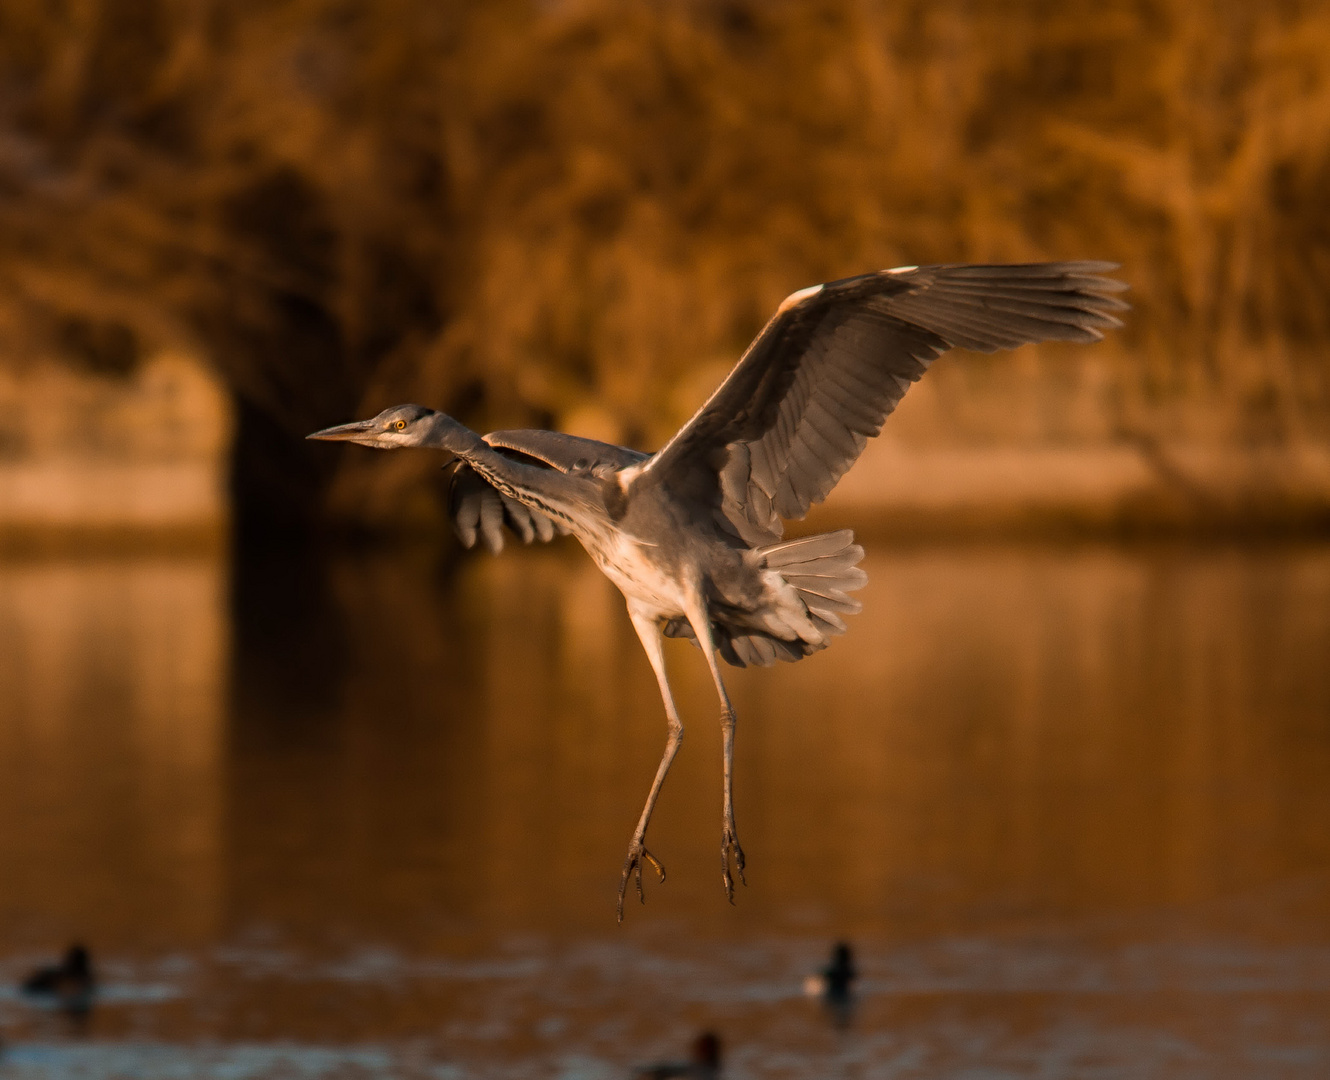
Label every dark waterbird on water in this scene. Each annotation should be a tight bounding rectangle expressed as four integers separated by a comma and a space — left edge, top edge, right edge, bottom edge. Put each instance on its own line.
635, 1031, 722, 1079
805, 941, 858, 1028
804, 941, 857, 1001
19, 944, 95, 1014
310, 261, 1126, 919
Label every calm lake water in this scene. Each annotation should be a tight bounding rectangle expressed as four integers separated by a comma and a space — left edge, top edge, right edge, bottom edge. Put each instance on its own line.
1, 540, 1328, 1078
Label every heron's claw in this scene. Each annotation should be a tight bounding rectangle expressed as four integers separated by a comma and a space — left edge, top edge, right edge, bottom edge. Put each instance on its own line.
617, 840, 665, 922
721, 826, 746, 903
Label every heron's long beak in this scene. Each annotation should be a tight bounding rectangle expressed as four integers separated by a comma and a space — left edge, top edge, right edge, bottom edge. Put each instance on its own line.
306, 419, 381, 446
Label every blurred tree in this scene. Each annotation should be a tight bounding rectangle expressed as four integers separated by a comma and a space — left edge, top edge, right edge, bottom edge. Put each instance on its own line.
1, 0, 1328, 538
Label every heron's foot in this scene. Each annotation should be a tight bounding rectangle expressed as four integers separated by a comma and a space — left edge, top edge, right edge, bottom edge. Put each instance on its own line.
721, 825, 747, 903
616, 839, 666, 922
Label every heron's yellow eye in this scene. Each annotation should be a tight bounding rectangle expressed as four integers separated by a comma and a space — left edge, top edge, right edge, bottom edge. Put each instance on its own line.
395, 420, 406, 431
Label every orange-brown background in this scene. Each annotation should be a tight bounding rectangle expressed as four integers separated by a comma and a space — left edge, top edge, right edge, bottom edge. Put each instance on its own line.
1, 0, 1327, 537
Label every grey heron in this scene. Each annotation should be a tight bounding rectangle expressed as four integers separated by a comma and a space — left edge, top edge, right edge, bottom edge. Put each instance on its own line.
309, 261, 1127, 920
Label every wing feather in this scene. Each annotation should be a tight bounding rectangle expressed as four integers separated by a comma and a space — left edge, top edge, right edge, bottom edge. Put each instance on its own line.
478, 489, 506, 553
638, 261, 1125, 540
499, 493, 536, 543
445, 427, 646, 551
444, 439, 591, 550
446, 461, 485, 549
483, 429, 647, 473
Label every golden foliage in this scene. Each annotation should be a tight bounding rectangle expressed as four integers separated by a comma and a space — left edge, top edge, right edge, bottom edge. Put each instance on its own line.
1, 0, 1329, 522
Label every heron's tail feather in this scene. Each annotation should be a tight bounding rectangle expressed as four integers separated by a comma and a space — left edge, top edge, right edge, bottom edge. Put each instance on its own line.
694, 530, 867, 668
663, 617, 812, 668
759, 529, 867, 638
759, 528, 863, 569
663, 530, 866, 669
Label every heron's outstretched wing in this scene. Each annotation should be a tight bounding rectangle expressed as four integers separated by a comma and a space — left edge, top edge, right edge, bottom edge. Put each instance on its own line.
637, 262, 1127, 541
448, 429, 648, 552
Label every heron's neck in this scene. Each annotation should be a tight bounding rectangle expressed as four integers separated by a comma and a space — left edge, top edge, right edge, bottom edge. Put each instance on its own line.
422, 412, 484, 455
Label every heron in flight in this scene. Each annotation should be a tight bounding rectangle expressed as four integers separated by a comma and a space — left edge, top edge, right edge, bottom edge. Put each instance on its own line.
309, 261, 1126, 920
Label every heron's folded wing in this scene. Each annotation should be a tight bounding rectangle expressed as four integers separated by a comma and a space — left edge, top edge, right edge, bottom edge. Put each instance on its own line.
637, 262, 1127, 541
444, 429, 647, 552
483, 429, 648, 474
445, 458, 570, 552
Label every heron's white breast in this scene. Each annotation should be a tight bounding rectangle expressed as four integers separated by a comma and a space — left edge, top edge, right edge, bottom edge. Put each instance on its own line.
584, 532, 684, 619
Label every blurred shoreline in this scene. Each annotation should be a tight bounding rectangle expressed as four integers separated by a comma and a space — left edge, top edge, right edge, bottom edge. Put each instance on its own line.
4, 496, 1327, 558
0, 351, 232, 554
4, 334, 1327, 553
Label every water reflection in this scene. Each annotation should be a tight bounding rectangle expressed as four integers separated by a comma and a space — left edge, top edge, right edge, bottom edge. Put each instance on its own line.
0, 542, 1328, 1076
0, 558, 225, 949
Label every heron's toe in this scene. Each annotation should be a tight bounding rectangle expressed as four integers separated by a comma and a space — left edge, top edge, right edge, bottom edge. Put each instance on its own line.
616, 840, 665, 922
720, 828, 747, 902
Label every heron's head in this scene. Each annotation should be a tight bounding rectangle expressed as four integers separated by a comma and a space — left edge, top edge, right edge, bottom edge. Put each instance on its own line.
306, 404, 439, 449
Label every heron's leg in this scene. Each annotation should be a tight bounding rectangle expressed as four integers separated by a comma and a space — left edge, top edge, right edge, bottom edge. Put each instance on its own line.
617, 606, 683, 922
682, 593, 747, 903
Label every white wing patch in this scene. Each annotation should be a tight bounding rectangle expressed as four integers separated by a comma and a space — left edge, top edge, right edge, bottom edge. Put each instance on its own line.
776, 283, 824, 314
616, 461, 647, 493
885, 265, 918, 274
